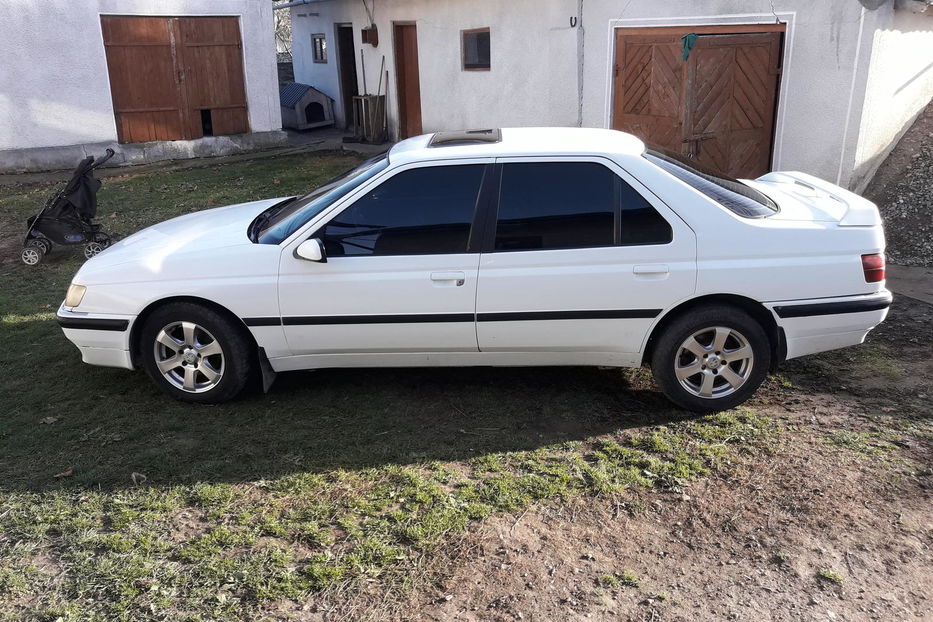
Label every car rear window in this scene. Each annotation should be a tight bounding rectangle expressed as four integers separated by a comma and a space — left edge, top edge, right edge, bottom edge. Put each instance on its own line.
644, 151, 778, 218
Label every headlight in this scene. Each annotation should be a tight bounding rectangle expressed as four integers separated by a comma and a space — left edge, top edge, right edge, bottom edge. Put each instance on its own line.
65, 284, 87, 308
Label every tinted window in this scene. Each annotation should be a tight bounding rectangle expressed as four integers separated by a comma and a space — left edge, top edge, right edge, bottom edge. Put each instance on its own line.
619, 182, 672, 245
645, 151, 778, 218
495, 162, 615, 251
321, 165, 485, 256
494, 162, 671, 251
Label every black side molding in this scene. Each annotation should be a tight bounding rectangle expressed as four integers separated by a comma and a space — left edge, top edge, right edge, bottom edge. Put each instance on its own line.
243, 309, 662, 326
57, 317, 129, 332
282, 313, 475, 325
243, 317, 283, 327
477, 309, 661, 322
773, 296, 892, 319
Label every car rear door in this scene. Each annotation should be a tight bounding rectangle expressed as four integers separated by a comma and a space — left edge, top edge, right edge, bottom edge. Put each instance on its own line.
277, 160, 493, 356
475, 157, 696, 356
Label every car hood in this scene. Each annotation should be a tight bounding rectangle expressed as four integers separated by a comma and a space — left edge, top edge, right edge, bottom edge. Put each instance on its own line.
87, 198, 286, 270
71, 198, 291, 286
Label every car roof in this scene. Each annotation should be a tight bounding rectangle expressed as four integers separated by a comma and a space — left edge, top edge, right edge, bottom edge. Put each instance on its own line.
387, 127, 646, 165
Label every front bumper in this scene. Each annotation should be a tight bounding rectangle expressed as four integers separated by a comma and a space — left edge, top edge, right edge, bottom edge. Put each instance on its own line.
57, 303, 136, 370
765, 290, 892, 360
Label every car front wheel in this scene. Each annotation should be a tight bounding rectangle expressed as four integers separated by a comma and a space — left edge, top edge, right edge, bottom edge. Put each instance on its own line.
651, 305, 771, 413
140, 302, 253, 404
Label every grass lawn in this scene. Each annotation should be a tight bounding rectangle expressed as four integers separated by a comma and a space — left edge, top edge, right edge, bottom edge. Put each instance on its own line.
0, 151, 916, 621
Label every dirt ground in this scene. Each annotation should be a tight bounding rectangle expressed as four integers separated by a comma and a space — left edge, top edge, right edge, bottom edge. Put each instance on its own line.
393, 298, 932, 622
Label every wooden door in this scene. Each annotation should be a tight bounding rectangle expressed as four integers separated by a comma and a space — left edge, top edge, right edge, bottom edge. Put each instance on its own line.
612, 33, 685, 155
101, 16, 248, 143
612, 26, 783, 179
684, 33, 782, 179
174, 17, 249, 138
101, 16, 186, 142
393, 23, 422, 139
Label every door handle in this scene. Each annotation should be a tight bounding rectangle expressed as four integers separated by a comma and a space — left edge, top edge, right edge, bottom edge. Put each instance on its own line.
431, 271, 466, 286
633, 264, 669, 276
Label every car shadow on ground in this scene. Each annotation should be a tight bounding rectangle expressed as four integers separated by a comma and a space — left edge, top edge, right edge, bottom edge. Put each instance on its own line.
0, 348, 701, 491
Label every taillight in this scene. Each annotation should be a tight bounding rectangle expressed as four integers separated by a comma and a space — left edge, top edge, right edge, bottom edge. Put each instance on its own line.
861, 253, 885, 283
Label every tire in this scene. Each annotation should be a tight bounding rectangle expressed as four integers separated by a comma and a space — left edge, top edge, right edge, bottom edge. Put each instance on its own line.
83, 242, 104, 259
21, 241, 46, 265
139, 302, 254, 404
650, 305, 771, 413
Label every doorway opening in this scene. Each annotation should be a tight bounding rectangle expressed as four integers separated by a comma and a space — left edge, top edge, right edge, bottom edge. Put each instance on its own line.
335, 24, 359, 131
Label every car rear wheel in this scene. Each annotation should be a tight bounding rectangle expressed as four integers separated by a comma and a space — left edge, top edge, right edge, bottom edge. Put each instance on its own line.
140, 302, 253, 404
651, 305, 770, 413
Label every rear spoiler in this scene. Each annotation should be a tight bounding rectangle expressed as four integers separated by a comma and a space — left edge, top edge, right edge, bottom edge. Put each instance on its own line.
755, 171, 882, 226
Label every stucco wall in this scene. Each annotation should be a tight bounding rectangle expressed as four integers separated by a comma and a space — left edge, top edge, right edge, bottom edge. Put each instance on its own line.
0, 0, 282, 152
291, 0, 580, 136
851, 5, 933, 191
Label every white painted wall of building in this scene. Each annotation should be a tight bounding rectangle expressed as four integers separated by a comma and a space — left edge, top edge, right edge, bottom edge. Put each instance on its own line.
0, 0, 281, 152
291, 0, 580, 137
852, 6, 933, 190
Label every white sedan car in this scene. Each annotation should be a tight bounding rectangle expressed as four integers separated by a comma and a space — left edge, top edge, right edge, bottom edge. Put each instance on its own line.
58, 128, 890, 412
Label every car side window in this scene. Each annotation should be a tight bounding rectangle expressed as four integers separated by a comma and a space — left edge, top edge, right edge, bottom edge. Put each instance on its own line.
618, 180, 673, 245
320, 164, 486, 256
493, 162, 671, 251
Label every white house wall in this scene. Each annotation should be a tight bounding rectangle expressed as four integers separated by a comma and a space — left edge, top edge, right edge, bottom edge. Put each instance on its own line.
291, 0, 581, 136
852, 5, 933, 191
0, 0, 281, 152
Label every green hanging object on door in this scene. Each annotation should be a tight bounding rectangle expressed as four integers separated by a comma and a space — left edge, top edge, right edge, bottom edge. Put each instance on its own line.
681, 33, 698, 61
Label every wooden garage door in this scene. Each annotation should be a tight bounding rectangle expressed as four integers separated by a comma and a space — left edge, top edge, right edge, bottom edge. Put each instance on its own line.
102, 16, 248, 143
612, 26, 783, 179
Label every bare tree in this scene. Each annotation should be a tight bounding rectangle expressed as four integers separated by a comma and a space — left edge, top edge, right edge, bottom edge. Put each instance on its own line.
272, 1, 292, 58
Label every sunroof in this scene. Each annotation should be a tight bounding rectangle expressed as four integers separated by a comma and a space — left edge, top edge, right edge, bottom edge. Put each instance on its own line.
428, 128, 502, 147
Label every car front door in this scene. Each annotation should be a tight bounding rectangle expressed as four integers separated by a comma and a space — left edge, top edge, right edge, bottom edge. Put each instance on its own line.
475, 157, 696, 357
278, 160, 492, 357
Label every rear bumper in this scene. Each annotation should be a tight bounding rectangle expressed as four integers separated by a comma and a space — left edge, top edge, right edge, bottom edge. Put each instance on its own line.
766, 290, 892, 360
57, 303, 136, 370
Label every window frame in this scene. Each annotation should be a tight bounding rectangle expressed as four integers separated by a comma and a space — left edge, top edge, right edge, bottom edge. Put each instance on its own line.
311, 33, 328, 63
304, 159, 499, 258
479, 156, 675, 254
461, 27, 491, 71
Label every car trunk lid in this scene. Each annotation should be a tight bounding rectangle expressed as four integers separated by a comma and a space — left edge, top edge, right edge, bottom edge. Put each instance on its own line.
747, 172, 882, 226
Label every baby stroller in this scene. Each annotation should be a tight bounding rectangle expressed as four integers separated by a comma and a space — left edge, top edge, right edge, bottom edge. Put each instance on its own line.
21, 148, 116, 265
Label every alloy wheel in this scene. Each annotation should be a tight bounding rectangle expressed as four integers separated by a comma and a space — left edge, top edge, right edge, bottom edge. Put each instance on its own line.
674, 326, 755, 399
153, 321, 225, 393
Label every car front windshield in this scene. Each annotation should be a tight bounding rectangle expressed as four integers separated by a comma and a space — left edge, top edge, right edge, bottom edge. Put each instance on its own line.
255, 154, 389, 244
644, 150, 778, 218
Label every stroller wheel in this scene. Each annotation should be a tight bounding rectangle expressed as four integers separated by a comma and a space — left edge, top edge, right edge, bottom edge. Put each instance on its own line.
84, 242, 104, 259
95, 232, 113, 249
22, 243, 45, 265
32, 237, 53, 254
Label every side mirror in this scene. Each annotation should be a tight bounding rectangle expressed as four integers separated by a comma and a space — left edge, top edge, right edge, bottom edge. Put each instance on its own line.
295, 238, 327, 262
